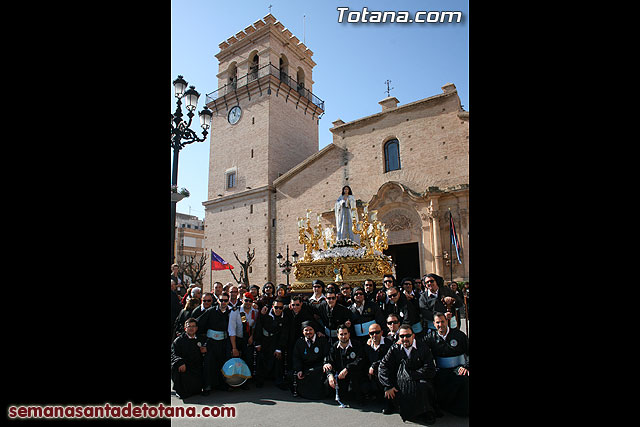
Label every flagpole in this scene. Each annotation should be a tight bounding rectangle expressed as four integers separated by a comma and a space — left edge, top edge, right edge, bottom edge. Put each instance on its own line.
210, 250, 213, 293
449, 208, 453, 284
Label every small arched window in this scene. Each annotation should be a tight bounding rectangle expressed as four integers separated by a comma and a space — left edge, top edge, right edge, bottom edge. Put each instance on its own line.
279, 55, 289, 83
228, 63, 237, 90
249, 53, 259, 81
384, 139, 401, 172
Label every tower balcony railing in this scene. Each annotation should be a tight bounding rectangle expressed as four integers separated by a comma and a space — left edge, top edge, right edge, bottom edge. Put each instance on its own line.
205, 63, 325, 111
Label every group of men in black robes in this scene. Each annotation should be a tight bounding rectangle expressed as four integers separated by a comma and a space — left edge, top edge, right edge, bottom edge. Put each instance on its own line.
170, 273, 469, 423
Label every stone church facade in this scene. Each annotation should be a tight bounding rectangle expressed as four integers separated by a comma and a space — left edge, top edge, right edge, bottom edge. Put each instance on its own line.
203, 14, 469, 289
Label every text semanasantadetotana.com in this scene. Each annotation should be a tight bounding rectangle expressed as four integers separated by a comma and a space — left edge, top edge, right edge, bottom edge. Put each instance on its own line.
7, 403, 236, 419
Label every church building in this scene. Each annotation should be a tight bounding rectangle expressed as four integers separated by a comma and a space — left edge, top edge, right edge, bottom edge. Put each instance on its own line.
203, 14, 469, 290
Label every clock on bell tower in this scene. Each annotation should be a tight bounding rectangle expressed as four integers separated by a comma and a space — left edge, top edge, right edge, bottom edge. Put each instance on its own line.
203, 13, 324, 285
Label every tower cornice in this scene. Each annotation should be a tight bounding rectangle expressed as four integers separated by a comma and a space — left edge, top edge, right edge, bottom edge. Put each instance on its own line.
215, 14, 316, 67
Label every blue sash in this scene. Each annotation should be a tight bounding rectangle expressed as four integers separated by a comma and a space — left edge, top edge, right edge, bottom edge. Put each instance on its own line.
207, 329, 227, 340
411, 321, 423, 334
425, 320, 436, 330
435, 354, 466, 368
353, 320, 376, 337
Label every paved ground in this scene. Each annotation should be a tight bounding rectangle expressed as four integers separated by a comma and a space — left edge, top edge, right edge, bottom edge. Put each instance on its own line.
170, 382, 469, 427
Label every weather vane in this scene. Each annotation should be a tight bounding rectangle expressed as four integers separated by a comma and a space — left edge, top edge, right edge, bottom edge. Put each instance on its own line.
268, 4, 272, 14
384, 79, 394, 97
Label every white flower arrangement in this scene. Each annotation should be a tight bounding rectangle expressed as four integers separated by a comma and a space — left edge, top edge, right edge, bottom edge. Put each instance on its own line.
311, 246, 386, 261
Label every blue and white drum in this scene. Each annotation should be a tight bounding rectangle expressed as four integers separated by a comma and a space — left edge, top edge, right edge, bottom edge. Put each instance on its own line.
221, 357, 252, 387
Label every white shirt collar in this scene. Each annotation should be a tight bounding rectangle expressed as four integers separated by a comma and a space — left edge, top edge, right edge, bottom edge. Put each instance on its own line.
403, 339, 418, 357
269, 308, 283, 319
337, 339, 352, 350
437, 327, 450, 341
371, 336, 385, 350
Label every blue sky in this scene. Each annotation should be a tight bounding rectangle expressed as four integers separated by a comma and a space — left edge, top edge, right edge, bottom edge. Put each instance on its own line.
171, 0, 469, 219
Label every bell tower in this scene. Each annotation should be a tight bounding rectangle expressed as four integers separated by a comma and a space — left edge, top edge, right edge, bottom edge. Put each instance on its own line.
203, 14, 324, 285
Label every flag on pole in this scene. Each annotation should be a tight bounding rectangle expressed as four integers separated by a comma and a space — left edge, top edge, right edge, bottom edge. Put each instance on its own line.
450, 214, 463, 264
211, 250, 234, 270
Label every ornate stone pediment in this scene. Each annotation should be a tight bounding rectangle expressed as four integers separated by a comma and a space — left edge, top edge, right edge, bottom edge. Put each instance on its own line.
368, 181, 424, 211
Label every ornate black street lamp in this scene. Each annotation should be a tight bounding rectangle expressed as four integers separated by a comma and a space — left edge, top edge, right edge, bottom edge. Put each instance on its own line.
170, 75, 213, 264
276, 245, 299, 288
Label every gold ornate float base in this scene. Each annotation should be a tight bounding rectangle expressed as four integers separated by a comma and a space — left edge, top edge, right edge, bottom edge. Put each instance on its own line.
292, 255, 393, 294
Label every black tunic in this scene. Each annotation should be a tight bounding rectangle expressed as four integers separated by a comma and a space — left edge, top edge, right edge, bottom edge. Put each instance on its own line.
312, 302, 352, 344
283, 305, 315, 350
363, 337, 393, 395
172, 306, 195, 340
325, 339, 366, 402
383, 293, 421, 332
195, 306, 231, 389
418, 287, 459, 329
254, 310, 288, 384
292, 335, 330, 399
195, 306, 230, 341
170, 333, 205, 398
378, 339, 437, 421
349, 301, 385, 343
424, 328, 469, 416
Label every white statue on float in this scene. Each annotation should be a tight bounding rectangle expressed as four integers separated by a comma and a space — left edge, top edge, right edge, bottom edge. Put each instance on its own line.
334, 185, 359, 243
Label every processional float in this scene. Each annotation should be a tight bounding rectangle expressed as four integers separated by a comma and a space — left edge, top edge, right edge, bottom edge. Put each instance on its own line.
291, 204, 394, 293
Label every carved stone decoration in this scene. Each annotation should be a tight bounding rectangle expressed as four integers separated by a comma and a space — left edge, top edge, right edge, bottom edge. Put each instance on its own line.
386, 214, 413, 231
427, 204, 440, 220
386, 187, 402, 202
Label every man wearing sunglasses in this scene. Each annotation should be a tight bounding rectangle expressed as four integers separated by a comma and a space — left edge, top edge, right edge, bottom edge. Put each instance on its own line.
284, 295, 315, 384
425, 312, 469, 417
254, 297, 288, 389
308, 279, 327, 306
363, 323, 392, 410
196, 291, 232, 395
382, 274, 396, 290
378, 324, 437, 424
192, 292, 214, 318
312, 289, 352, 346
363, 279, 377, 303
385, 313, 401, 342
349, 286, 384, 345
228, 292, 259, 389
418, 273, 459, 332
383, 287, 422, 337
258, 282, 276, 310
